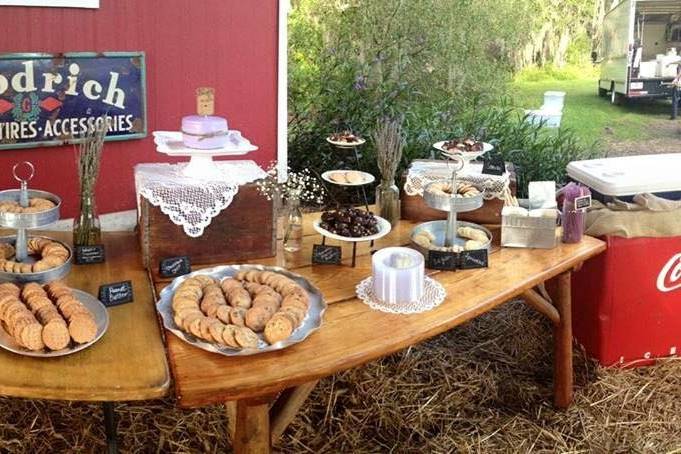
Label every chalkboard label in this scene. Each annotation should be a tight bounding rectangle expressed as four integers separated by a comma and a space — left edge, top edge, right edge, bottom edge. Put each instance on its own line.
312, 244, 342, 265
482, 156, 506, 176
159, 256, 191, 278
98, 281, 134, 307
575, 195, 592, 211
460, 249, 489, 270
75, 245, 105, 265
427, 250, 459, 271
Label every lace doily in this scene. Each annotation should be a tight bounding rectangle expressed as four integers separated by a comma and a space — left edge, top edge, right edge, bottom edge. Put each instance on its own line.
135, 161, 267, 238
356, 276, 446, 314
404, 160, 510, 200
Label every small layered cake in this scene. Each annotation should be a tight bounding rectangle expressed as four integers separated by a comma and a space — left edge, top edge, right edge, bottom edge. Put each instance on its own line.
181, 115, 229, 149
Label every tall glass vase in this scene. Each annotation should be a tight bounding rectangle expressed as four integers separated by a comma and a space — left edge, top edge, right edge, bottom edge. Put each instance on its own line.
376, 178, 400, 226
283, 194, 303, 252
73, 192, 102, 247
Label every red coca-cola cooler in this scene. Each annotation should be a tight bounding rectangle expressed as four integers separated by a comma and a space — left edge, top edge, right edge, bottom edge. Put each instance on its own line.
567, 154, 681, 366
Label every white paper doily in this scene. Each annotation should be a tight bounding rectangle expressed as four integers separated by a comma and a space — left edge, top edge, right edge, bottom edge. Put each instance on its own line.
356, 276, 446, 314
135, 161, 267, 238
404, 160, 510, 200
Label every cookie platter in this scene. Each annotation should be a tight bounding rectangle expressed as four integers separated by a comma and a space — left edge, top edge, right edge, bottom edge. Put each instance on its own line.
0, 189, 61, 229
157, 264, 327, 357
313, 215, 391, 243
0, 282, 108, 358
0, 236, 73, 283
321, 170, 375, 187
411, 220, 492, 255
433, 139, 493, 162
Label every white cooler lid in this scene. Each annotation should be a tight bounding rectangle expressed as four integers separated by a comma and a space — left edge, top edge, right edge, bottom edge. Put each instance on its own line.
567, 154, 681, 196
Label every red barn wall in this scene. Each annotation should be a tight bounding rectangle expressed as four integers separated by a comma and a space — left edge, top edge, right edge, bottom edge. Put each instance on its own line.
0, 1, 279, 218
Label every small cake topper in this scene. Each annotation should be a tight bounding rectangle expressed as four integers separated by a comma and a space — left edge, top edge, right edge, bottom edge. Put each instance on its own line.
196, 87, 215, 116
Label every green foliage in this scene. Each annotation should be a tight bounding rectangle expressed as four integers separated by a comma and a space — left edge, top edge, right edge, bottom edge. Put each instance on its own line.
289, 0, 599, 198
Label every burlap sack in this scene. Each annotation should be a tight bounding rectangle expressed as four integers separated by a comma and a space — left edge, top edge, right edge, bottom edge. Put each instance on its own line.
585, 194, 681, 238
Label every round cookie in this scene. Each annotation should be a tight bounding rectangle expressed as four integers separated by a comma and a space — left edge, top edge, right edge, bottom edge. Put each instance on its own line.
234, 326, 259, 348
245, 306, 271, 332
42, 320, 70, 351
68, 314, 97, 344
263, 314, 294, 345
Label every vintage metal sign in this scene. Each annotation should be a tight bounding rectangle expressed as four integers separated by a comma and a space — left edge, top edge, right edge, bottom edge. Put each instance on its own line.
0, 52, 146, 150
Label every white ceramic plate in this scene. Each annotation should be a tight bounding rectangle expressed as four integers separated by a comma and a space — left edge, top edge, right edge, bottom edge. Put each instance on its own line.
321, 170, 375, 187
313, 215, 392, 243
153, 131, 258, 157
326, 137, 366, 148
433, 141, 494, 161
0, 288, 109, 358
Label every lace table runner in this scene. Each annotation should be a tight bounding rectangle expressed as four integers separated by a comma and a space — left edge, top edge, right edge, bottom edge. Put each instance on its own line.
135, 161, 267, 238
404, 160, 510, 200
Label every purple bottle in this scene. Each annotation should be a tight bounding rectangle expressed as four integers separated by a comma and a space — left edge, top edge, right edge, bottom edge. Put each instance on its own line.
561, 182, 591, 243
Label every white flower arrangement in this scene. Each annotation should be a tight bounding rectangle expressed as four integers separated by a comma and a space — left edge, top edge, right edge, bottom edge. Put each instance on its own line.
256, 164, 326, 205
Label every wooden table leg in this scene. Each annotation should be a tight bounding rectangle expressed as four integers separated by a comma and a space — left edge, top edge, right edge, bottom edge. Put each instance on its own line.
553, 272, 573, 409
230, 396, 275, 454
270, 380, 319, 445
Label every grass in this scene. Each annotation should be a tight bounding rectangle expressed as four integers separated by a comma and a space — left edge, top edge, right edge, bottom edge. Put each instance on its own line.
510, 66, 674, 147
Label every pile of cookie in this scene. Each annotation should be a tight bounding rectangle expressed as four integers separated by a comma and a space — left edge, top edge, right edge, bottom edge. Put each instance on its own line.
172, 269, 310, 350
328, 131, 362, 144
0, 198, 56, 214
442, 138, 484, 152
427, 181, 481, 198
327, 170, 368, 185
0, 281, 97, 352
0, 238, 70, 274
413, 226, 489, 253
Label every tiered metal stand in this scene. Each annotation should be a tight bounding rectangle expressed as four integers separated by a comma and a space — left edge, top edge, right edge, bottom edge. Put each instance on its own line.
411, 156, 492, 256
315, 138, 389, 267
0, 162, 71, 283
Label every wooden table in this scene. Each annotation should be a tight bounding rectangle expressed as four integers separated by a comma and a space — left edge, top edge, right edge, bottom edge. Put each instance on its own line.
0, 231, 170, 451
150, 217, 606, 454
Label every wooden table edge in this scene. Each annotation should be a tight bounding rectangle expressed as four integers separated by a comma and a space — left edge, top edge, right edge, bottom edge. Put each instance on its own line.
0, 380, 170, 403
171, 240, 607, 408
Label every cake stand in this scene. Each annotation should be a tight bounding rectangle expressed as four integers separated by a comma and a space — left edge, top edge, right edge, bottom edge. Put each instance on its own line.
153, 131, 259, 179
0, 162, 72, 283
313, 215, 391, 267
410, 158, 492, 260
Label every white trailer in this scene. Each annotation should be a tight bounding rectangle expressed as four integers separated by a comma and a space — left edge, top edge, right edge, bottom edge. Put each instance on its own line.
597, 0, 681, 104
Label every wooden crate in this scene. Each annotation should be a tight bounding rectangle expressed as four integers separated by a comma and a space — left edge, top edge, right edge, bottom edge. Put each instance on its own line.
139, 183, 275, 277
400, 164, 517, 224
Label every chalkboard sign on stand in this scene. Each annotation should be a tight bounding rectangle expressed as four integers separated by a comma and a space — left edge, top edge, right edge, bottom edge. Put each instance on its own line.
99, 281, 134, 307
75, 245, 106, 265
482, 155, 506, 176
159, 256, 191, 278
427, 250, 458, 271
312, 244, 342, 265
460, 249, 489, 269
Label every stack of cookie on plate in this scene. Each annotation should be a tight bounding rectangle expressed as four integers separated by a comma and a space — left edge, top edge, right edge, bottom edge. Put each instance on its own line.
0, 197, 56, 214
0, 238, 70, 274
172, 269, 310, 349
0, 281, 97, 351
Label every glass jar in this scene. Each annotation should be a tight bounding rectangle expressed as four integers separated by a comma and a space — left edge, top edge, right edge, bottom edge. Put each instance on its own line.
376, 180, 400, 226
561, 198, 585, 244
283, 194, 303, 252
73, 192, 102, 247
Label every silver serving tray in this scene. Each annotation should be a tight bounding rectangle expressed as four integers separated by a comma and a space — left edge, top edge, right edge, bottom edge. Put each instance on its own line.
0, 189, 61, 229
0, 288, 109, 358
423, 181, 483, 213
0, 235, 73, 284
411, 220, 492, 255
157, 264, 328, 357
